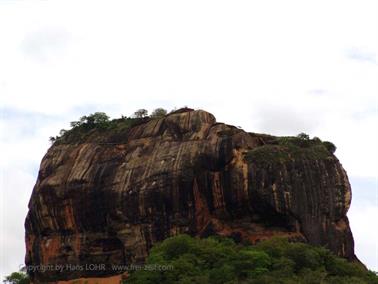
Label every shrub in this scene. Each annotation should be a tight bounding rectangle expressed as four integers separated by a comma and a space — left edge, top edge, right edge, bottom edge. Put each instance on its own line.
284, 242, 322, 271
70, 112, 110, 129
297, 132, 310, 140
3, 270, 30, 284
126, 235, 378, 284
49, 111, 151, 145
245, 134, 336, 165
322, 141, 336, 154
312, 136, 321, 143
150, 108, 167, 118
133, 109, 148, 118
157, 234, 195, 260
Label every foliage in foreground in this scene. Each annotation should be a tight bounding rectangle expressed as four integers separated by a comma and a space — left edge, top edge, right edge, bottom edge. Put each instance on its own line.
3, 270, 29, 284
126, 235, 378, 284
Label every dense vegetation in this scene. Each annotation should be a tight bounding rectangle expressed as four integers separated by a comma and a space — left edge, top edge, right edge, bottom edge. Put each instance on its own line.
3, 270, 29, 284
245, 133, 337, 165
49, 108, 168, 145
126, 235, 378, 284
5, 235, 377, 283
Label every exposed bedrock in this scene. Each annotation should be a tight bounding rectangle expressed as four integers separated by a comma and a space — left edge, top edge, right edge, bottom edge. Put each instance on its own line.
25, 108, 356, 282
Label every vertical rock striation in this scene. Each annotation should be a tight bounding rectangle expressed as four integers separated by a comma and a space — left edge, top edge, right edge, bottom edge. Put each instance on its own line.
25, 108, 356, 282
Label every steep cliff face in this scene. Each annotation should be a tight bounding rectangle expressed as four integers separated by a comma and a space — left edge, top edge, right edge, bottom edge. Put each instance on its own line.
25, 109, 355, 282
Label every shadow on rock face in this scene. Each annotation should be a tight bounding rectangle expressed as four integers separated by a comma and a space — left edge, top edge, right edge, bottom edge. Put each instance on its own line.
25, 109, 357, 282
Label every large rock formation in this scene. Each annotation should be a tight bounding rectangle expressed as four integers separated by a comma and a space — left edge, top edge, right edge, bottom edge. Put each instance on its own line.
25, 108, 356, 283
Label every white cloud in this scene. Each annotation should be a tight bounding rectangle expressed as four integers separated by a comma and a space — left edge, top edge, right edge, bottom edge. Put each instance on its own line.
349, 192, 378, 272
0, 0, 377, 278
346, 47, 377, 64
20, 27, 72, 62
0, 167, 37, 280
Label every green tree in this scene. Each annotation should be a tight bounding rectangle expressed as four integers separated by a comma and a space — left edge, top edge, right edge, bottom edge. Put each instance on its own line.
69, 112, 110, 129
297, 132, 310, 140
3, 270, 30, 284
133, 109, 148, 118
85, 112, 109, 125
322, 141, 336, 154
150, 108, 167, 118
127, 235, 378, 284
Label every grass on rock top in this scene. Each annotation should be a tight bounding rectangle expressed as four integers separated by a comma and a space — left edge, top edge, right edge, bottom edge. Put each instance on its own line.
50, 112, 152, 145
245, 135, 336, 165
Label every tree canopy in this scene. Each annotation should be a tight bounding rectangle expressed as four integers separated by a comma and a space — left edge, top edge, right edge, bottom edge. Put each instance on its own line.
151, 108, 168, 118
126, 235, 378, 284
49, 108, 169, 144
133, 109, 148, 118
3, 270, 29, 284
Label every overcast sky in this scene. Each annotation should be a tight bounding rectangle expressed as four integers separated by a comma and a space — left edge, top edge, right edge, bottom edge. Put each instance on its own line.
0, 0, 377, 279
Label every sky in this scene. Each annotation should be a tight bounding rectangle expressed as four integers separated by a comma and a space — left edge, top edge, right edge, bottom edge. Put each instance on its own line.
0, 0, 377, 279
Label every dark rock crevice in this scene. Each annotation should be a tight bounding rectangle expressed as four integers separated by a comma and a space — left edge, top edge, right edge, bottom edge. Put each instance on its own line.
25, 109, 357, 282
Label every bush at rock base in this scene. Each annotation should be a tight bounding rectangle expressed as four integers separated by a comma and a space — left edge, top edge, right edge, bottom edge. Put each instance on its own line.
126, 235, 378, 284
